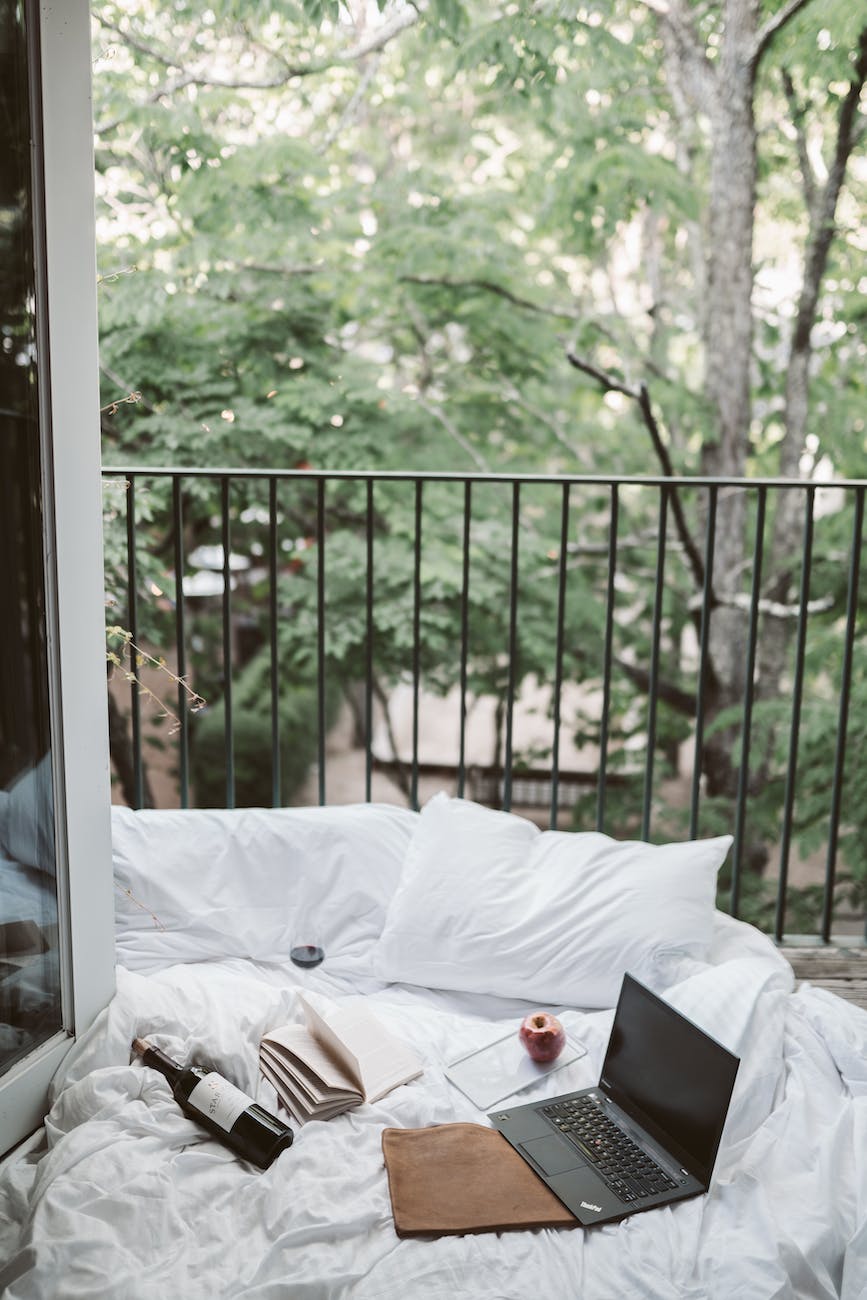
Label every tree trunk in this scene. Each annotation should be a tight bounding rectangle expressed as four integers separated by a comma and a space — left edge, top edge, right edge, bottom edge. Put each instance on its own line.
757, 26, 867, 692
612, 3, 862, 858
697, 2, 759, 800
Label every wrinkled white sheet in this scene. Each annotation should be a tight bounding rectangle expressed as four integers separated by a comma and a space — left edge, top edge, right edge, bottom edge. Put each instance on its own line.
1, 915, 866, 1300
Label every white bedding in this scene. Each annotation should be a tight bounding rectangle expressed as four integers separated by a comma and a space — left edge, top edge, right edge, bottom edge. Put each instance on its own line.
2, 803, 867, 1300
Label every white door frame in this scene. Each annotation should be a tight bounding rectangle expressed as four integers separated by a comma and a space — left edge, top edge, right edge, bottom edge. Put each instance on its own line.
0, 0, 115, 1155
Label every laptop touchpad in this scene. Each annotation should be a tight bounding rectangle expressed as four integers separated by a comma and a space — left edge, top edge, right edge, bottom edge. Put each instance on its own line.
520, 1135, 586, 1176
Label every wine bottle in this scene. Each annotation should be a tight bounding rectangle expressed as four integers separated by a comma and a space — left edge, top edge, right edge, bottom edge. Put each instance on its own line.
132, 1037, 293, 1169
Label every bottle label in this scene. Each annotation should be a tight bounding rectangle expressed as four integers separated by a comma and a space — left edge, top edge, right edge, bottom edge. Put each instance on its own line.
187, 1072, 251, 1132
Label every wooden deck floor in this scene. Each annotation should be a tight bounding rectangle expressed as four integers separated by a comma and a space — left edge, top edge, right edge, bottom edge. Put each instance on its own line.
784, 946, 867, 1011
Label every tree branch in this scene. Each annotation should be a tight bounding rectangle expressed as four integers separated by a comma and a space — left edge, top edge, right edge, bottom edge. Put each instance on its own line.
95, 74, 198, 135
565, 352, 708, 595
688, 590, 834, 619
615, 658, 697, 718
99, 362, 156, 415
501, 381, 596, 469
342, 7, 421, 62
791, 26, 867, 359
401, 275, 675, 394
221, 260, 321, 277
639, 0, 716, 108
752, 0, 818, 69
399, 273, 581, 322
96, 7, 420, 93
774, 24, 867, 494
97, 19, 197, 74
320, 49, 382, 152
781, 68, 816, 212
564, 349, 636, 399
417, 399, 492, 473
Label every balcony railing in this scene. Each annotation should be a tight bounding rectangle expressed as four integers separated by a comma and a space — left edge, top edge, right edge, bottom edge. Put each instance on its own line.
102, 466, 867, 944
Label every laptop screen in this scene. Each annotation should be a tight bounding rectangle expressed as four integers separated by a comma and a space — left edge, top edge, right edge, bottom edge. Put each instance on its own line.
600, 974, 740, 1183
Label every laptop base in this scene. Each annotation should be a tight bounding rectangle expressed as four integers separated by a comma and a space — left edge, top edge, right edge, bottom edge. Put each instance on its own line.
490, 1086, 702, 1226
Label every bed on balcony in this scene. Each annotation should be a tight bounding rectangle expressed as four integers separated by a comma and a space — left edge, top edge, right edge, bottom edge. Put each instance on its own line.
1, 793, 866, 1299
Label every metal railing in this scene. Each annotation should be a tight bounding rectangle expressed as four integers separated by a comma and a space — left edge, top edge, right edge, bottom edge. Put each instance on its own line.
103, 466, 867, 943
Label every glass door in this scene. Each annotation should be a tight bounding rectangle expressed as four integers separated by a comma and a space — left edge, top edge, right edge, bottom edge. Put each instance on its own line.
0, 0, 63, 1080
0, 0, 115, 1158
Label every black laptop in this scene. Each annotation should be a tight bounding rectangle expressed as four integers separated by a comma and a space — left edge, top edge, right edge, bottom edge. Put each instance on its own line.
489, 973, 739, 1226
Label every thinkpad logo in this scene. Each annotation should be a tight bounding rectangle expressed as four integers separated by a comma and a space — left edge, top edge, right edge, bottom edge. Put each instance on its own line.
580, 1201, 603, 1213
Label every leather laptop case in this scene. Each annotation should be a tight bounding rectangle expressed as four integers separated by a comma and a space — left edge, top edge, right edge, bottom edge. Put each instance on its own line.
381, 1122, 578, 1237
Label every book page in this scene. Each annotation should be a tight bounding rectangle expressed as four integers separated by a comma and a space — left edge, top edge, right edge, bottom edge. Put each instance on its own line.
298, 993, 422, 1104
261, 1021, 362, 1099
259, 1057, 315, 1120
296, 993, 364, 1085
260, 1038, 355, 1106
259, 1057, 356, 1123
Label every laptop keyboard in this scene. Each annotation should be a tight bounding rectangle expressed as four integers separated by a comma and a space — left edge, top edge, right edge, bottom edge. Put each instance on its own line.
542, 1096, 680, 1204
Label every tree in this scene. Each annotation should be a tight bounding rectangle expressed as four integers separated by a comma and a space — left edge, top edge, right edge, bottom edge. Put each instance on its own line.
652, 0, 866, 784
92, 0, 866, 886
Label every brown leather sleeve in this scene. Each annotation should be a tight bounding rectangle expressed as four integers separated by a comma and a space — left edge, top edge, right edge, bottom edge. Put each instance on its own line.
381, 1122, 578, 1237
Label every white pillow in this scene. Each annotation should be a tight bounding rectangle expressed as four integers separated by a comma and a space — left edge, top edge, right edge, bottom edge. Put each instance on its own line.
374, 793, 732, 1008
112, 803, 419, 974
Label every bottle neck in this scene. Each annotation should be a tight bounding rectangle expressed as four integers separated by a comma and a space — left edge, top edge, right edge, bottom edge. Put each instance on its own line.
133, 1038, 183, 1086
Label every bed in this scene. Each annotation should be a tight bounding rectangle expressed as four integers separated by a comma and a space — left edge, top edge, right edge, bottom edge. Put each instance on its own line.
1, 793, 866, 1299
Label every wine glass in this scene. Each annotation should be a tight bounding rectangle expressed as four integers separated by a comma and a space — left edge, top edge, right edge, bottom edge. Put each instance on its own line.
289, 941, 324, 968
290, 905, 324, 967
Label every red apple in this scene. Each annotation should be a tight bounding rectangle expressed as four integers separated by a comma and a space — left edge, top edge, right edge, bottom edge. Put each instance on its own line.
519, 1011, 566, 1063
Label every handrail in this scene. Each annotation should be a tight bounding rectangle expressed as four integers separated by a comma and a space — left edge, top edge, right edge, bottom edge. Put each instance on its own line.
103, 466, 867, 489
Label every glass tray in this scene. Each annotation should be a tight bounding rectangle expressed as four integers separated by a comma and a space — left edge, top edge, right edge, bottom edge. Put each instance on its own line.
445, 1030, 586, 1110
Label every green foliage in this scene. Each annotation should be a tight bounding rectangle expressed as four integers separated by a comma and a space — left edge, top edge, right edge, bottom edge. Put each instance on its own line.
93, 0, 866, 488
189, 645, 339, 808
92, 0, 867, 930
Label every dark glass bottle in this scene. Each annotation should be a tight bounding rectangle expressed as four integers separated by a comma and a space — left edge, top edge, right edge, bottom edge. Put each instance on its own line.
132, 1037, 293, 1169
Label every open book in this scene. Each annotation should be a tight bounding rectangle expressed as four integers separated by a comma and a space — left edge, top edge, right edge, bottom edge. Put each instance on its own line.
259, 992, 423, 1123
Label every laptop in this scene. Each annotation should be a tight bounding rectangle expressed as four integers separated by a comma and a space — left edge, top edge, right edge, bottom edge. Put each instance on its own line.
489, 973, 739, 1226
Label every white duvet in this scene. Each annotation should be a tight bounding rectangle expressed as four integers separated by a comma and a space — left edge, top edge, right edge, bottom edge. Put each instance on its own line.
2, 804, 867, 1299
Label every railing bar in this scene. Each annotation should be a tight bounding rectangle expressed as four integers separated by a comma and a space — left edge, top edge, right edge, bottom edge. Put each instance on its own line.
821, 486, 864, 941
503, 481, 521, 813
731, 486, 767, 919
269, 477, 280, 807
171, 476, 189, 809
549, 483, 570, 828
457, 481, 472, 800
316, 478, 326, 806
358, 478, 374, 800
774, 487, 815, 941
365, 479, 375, 804
642, 485, 668, 841
689, 485, 717, 840
596, 484, 619, 833
221, 475, 235, 809
101, 465, 867, 492
411, 480, 423, 811
125, 472, 144, 809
